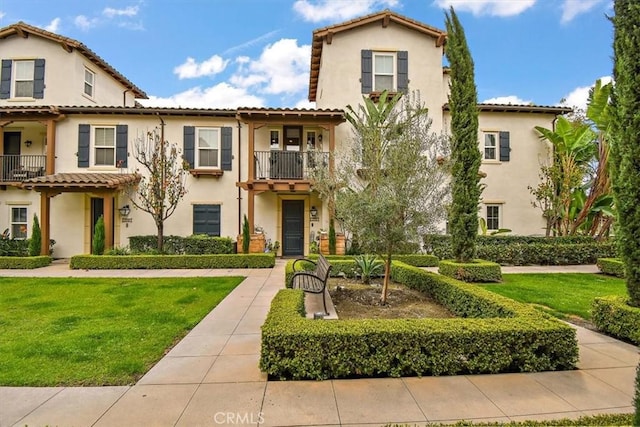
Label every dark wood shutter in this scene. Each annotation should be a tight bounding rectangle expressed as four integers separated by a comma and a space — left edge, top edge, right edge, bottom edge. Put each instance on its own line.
361, 50, 372, 94
33, 59, 45, 99
193, 204, 221, 236
221, 126, 232, 171
116, 125, 128, 168
0, 59, 11, 99
499, 131, 510, 161
397, 51, 408, 93
78, 124, 90, 167
183, 126, 195, 169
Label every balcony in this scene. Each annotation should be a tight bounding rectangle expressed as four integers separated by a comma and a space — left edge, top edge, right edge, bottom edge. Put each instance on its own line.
0, 155, 47, 183
253, 150, 328, 180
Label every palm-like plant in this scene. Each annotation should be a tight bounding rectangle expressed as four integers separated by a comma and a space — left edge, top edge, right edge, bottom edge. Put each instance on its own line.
354, 254, 384, 285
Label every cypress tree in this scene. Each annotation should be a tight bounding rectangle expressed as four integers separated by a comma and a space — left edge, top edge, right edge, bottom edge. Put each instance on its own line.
444, 7, 481, 262
611, 0, 640, 307
29, 214, 41, 257
242, 214, 250, 254
92, 215, 105, 255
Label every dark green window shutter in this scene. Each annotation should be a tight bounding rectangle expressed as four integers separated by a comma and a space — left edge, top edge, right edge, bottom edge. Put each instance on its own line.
193, 204, 221, 236
0, 59, 11, 99
499, 131, 510, 161
183, 126, 195, 169
397, 51, 408, 93
33, 59, 45, 99
221, 126, 232, 171
116, 125, 128, 168
78, 124, 90, 167
361, 50, 372, 94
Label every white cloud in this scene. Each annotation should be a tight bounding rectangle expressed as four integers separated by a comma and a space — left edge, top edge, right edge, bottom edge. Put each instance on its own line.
295, 99, 317, 109
103, 6, 139, 18
560, 0, 603, 23
232, 38, 311, 95
174, 56, 229, 79
293, 0, 399, 23
560, 76, 612, 111
224, 30, 281, 55
140, 83, 265, 109
433, 0, 536, 17
74, 15, 98, 31
44, 18, 61, 32
482, 95, 531, 105
0, 11, 6, 20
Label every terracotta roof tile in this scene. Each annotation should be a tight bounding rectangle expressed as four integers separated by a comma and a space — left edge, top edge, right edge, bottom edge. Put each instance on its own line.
21, 173, 140, 190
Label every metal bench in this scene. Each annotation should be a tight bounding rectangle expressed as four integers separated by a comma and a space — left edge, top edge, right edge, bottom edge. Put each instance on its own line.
291, 254, 332, 315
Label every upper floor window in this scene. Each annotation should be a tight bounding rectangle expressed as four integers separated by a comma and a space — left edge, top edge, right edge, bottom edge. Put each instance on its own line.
361, 50, 408, 96
14, 60, 35, 98
197, 128, 220, 168
483, 132, 498, 160
84, 68, 95, 98
374, 52, 395, 92
93, 126, 116, 166
10, 206, 28, 239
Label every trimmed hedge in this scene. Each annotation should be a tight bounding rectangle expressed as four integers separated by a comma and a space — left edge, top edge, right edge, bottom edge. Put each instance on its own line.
391, 413, 634, 426
597, 258, 625, 278
0, 256, 52, 269
592, 296, 640, 345
423, 235, 616, 265
438, 259, 502, 283
69, 253, 275, 269
262, 261, 578, 380
128, 235, 234, 254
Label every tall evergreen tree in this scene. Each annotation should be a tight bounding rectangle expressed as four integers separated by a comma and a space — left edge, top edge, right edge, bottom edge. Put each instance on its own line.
444, 7, 481, 262
29, 214, 41, 257
610, 0, 640, 307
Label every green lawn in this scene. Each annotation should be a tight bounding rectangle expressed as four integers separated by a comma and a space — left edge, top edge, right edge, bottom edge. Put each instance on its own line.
480, 273, 627, 321
0, 276, 244, 386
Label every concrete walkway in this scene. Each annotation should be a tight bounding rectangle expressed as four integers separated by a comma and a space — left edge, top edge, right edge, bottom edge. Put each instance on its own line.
0, 261, 637, 427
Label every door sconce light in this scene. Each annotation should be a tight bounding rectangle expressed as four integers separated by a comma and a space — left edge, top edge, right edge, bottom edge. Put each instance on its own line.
310, 206, 318, 218
318, 134, 323, 143
24, 140, 33, 147
118, 205, 131, 217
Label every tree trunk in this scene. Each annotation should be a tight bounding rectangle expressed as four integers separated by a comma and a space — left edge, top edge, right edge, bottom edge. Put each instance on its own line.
380, 252, 392, 305
157, 221, 164, 253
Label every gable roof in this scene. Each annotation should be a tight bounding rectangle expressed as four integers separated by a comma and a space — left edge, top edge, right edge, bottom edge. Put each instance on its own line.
308, 10, 447, 102
0, 21, 147, 99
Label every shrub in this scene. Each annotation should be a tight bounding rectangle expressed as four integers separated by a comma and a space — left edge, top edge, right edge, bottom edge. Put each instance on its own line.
129, 235, 234, 254
0, 238, 28, 257
92, 216, 105, 255
29, 214, 41, 257
635, 362, 640, 427
597, 258, 625, 278
105, 246, 131, 256
264, 261, 578, 380
438, 259, 502, 282
354, 254, 384, 284
328, 218, 336, 255
242, 215, 250, 254
0, 256, 52, 269
70, 253, 275, 269
592, 296, 640, 345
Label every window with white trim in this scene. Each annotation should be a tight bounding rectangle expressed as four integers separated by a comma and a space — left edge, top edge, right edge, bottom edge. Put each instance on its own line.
483, 132, 498, 160
10, 206, 28, 239
374, 52, 395, 92
13, 60, 35, 98
84, 68, 95, 98
197, 128, 220, 168
486, 205, 500, 231
93, 126, 116, 166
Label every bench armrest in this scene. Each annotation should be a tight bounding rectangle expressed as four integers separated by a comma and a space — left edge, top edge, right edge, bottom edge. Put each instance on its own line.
292, 257, 317, 272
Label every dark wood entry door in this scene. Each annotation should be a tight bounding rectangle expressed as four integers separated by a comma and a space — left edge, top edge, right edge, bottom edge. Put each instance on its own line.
3, 132, 21, 181
282, 200, 304, 256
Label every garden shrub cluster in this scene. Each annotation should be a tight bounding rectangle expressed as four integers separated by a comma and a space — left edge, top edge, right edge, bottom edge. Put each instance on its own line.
128, 235, 234, 254
391, 413, 634, 426
438, 259, 502, 282
70, 253, 274, 269
597, 257, 625, 277
592, 296, 640, 345
423, 234, 616, 265
263, 261, 578, 380
0, 256, 52, 269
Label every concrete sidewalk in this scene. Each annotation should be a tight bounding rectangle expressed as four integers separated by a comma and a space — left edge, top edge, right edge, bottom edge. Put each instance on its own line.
0, 261, 637, 427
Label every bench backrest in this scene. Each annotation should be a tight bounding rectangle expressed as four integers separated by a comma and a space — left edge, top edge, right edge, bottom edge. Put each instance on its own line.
316, 255, 332, 281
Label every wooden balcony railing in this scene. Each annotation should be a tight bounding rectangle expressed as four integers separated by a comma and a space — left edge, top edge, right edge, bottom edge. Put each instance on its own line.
253, 150, 328, 180
0, 155, 47, 182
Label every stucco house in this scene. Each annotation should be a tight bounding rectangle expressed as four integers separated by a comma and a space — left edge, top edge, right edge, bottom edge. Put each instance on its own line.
0, 11, 569, 259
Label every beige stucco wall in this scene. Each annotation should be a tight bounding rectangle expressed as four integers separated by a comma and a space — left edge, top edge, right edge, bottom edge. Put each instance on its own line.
1, 35, 137, 107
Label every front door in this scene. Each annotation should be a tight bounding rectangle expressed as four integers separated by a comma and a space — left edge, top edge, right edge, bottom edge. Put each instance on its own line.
282, 200, 304, 256
3, 132, 21, 181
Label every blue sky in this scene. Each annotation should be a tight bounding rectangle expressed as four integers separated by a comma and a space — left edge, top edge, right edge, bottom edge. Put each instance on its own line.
0, 0, 614, 110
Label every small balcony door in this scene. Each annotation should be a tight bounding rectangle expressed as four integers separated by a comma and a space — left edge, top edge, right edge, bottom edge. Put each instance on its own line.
2, 132, 20, 181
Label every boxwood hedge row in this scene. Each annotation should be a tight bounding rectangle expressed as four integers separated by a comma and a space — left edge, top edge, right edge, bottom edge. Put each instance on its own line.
262, 261, 578, 380
0, 256, 52, 269
128, 235, 235, 254
597, 258, 625, 278
438, 259, 502, 282
70, 253, 275, 269
592, 296, 640, 345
